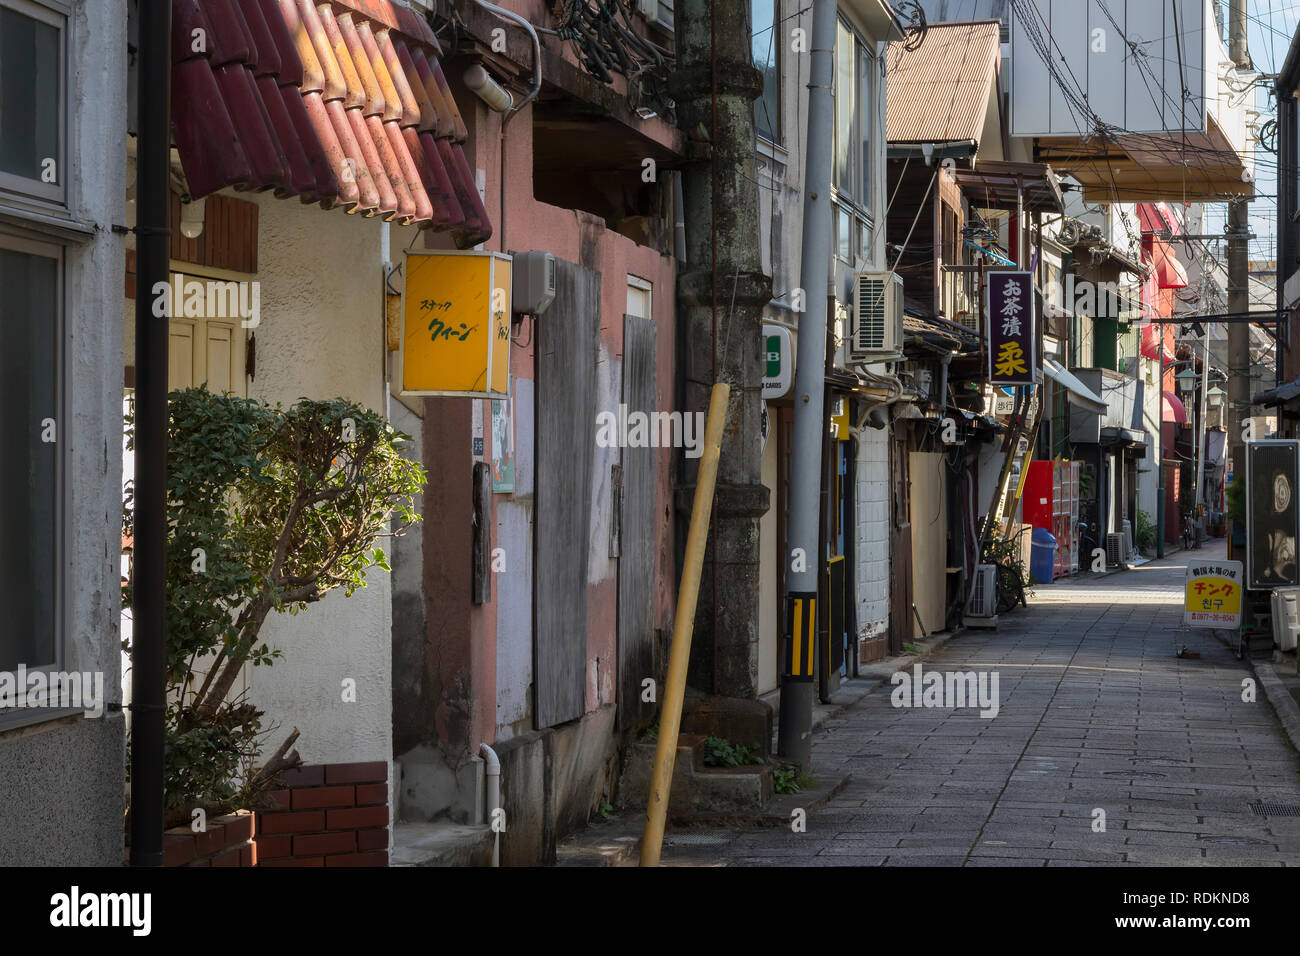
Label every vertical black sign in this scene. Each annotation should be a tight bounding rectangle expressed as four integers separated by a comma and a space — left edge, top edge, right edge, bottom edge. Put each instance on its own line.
986, 271, 1038, 386
1246, 440, 1300, 589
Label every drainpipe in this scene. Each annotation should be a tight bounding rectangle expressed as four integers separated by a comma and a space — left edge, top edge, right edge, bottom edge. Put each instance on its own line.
129, 0, 171, 868
479, 743, 500, 867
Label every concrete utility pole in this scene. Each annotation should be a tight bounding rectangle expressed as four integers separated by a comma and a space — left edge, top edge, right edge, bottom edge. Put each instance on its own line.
1227, 0, 1251, 491
672, 0, 772, 708
776, 0, 835, 771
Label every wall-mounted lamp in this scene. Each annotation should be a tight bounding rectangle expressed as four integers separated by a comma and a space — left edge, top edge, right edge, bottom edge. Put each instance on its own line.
180, 195, 205, 239
464, 64, 513, 113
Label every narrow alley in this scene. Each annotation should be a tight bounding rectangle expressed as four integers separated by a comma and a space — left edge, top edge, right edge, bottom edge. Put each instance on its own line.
658, 542, 1300, 866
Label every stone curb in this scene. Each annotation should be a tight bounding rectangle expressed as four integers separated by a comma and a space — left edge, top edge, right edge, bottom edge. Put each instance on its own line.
1252, 658, 1300, 756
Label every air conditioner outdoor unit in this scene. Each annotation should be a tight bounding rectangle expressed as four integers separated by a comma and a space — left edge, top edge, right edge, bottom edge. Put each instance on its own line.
963, 564, 999, 628
1122, 519, 1135, 558
1105, 532, 1128, 570
638, 0, 674, 32
1271, 587, 1300, 652
850, 271, 903, 363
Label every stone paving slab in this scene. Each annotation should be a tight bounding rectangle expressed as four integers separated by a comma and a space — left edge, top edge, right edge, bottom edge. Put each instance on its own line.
657, 541, 1300, 868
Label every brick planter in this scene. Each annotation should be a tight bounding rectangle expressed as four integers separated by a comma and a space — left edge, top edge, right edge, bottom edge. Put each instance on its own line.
254, 761, 390, 867
163, 811, 256, 867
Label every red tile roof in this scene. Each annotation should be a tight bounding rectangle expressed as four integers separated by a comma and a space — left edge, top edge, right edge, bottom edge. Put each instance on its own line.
171, 0, 491, 244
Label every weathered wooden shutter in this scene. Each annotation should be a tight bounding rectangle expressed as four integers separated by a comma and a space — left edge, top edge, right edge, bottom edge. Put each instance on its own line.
534, 259, 600, 728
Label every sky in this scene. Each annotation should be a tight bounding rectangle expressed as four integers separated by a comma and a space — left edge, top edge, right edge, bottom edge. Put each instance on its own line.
1201, 1, 1300, 266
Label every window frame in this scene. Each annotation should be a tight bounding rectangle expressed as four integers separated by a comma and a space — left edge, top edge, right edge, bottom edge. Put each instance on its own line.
0, 0, 70, 210
0, 230, 68, 721
832, 16, 879, 266
751, 0, 782, 146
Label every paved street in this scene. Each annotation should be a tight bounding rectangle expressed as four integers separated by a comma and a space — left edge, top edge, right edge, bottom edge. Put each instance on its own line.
664, 541, 1300, 866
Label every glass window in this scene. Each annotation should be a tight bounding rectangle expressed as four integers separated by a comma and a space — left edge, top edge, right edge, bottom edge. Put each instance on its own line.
834, 21, 855, 200
751, 0, 780, 144
0, 239, 60, 670
0, 0, 65, 204
857, 45, 874, 214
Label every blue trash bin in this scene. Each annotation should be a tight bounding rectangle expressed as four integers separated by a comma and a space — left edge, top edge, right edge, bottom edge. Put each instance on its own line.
1030, 527, 1057, 585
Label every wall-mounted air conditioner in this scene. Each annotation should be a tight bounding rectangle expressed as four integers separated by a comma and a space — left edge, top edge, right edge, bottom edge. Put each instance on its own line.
850, 271, 903, 363
964, 564, 999, 628
638, 0, 673, 32
1271, 587, 1300, 652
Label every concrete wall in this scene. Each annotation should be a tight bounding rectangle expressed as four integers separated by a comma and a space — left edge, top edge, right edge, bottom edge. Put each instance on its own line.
0, 0, 127, 866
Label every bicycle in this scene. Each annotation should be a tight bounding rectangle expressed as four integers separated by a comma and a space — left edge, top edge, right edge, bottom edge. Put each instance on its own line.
1181, 509, 1196, 551
982, 528, 1031, 615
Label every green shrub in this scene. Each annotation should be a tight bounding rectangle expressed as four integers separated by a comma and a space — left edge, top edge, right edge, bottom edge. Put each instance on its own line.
123, 386, 424, 825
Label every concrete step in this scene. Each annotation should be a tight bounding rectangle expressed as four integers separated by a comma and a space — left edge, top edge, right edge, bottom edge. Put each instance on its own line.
391, 821, 494, 867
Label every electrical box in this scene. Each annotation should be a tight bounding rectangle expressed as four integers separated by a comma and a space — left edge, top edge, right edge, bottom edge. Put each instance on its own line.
401, 249, 512, 399
511, 250, 556, 316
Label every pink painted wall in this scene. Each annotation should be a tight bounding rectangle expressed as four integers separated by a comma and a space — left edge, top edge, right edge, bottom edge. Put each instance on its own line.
421, 36, 680, 753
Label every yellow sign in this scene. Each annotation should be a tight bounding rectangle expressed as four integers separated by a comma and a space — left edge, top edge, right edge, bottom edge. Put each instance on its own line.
830, 398, 849, 440
1184, 560, 1243, 628
401, 250, 512, 398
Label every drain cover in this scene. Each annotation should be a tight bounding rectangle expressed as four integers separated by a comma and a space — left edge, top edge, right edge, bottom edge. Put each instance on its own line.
1200, 836, 1271, 846
1250, 804, 1300, 817
1137, 759, 1190, 767
665, 831, 734, 847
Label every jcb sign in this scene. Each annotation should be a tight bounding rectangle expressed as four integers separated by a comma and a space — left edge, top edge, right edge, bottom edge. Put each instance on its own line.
402, 250, 512, 399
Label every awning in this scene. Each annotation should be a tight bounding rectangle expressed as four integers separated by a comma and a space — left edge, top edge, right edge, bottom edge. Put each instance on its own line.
1043, 359, 1106, 414
1163, 390, 1187, 424
1140, 322, 1176, 364
949, 159, 1064, 214
1253, 378, 1300, 407
1149, 237, 1189, 289
170, 0, 491, 243
1138, 201, 1181, 236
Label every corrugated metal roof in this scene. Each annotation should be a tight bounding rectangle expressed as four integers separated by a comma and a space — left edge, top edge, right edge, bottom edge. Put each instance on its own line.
171, 0, 490, 244
886, 20, 1001, 145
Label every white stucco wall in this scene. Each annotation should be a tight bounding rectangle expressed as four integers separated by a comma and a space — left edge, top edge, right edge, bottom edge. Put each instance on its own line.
241, 192, 392, 768
496, 379, 534, 738
855, 425, 889, 639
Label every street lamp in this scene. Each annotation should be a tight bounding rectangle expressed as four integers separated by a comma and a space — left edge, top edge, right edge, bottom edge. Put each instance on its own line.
1175, 367, 1198, 395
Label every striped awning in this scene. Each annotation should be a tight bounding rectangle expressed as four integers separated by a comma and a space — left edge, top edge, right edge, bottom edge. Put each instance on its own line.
170, 0, 491, 244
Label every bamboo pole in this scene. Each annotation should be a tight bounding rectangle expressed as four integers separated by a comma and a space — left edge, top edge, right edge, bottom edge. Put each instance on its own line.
639, 382, 730, 867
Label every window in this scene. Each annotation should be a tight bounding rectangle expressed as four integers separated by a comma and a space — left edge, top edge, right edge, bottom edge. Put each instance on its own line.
833, 18, 876, 264
0, 0, 67, 206
751, 0, 780, 144
0, 235, 61, 671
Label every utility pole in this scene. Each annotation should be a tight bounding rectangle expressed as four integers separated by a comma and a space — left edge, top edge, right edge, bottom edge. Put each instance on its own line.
1227, 0, 1251, 504
777, 0, 835, 771
672, 1, 771, 712
130, 0, 171, 866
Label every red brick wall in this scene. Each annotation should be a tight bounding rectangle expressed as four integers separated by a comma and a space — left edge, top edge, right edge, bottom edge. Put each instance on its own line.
163, 811, 256, 867
254, 761, 390, 867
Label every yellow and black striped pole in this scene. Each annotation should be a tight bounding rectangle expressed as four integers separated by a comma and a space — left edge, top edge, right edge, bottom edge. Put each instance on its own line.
785, 592, 817, 681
